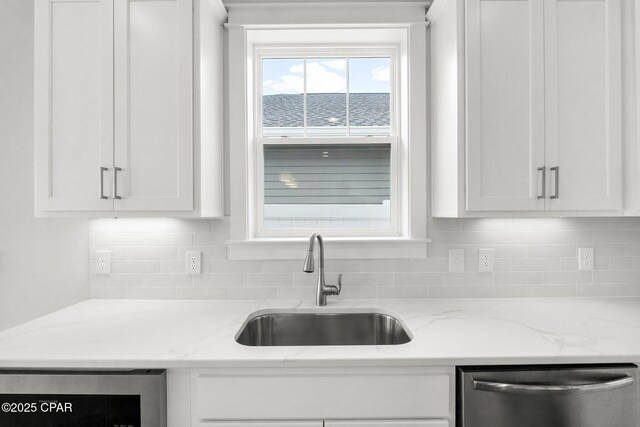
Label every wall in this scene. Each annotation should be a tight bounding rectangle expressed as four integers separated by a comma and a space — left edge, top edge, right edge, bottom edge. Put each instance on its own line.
89, 217, 640, 299
0, 0, 88, 331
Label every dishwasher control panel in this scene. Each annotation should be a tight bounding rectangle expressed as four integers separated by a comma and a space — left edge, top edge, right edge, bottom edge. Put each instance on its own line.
1, 393, 140, 426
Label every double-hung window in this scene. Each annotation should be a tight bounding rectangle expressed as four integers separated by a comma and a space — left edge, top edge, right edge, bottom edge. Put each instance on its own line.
254, 47, 401, 237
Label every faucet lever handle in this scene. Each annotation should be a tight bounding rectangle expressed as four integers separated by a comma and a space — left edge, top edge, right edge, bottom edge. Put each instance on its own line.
336, 273, 342, 295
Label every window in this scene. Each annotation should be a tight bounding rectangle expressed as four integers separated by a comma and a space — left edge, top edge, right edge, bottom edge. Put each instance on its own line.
254, 49, 400, 237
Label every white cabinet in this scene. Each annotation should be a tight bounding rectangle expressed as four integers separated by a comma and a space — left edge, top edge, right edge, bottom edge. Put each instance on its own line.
543, 0, 621, 211
430, 0, 622, 216
204, 421, 447, 427
206, 423, 322, 427
34, 0, 225, 216
34, 0, 114, 212
113, 0, 193, 211
465, 0, 545, 212
326, 421, 448, 427
191, 367, 452, 425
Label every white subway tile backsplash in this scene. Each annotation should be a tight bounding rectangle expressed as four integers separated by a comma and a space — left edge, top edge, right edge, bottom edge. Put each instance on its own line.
277, 286, 315, 299
111, 260, 159, 274
511, 258, 561, 272
378, 286, 430, 299
128, 247, 177, 260
494, 271, 545, 285
177, 246, 227, 260
88, 217, 640, 301
394, 272, 443, 286
227, 287, 278, 299
177, 287, 227, 299
142, 274, 194, 287
195, 274, 244, 287
543, 271, 592, 284
126, 287, 178, 299
243, 273, 293, 286
443, 272, 494, 286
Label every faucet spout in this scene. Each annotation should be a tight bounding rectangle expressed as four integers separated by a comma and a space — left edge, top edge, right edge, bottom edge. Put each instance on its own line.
302, 232, 340, 306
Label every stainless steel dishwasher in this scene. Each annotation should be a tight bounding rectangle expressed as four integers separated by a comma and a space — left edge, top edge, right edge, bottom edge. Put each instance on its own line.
458, 364, 639, 427
0, 369, 166, 427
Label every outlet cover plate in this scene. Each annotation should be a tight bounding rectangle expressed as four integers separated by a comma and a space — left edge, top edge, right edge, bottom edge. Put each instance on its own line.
579, 247, 594, 271
478, 248, 494, 272
449, 249, 465, 272
186, 251, 202, 275
96, 251, 111, 274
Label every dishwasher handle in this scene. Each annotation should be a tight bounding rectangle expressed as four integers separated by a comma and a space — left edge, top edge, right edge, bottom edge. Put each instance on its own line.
473, 376, 634, 395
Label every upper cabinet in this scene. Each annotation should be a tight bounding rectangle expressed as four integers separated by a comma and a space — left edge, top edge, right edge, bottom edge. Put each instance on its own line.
429, 0, 623, 217
34, 0, 225, 217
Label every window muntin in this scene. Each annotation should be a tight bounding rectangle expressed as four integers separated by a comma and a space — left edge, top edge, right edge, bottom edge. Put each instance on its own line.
255, 48, 399, 237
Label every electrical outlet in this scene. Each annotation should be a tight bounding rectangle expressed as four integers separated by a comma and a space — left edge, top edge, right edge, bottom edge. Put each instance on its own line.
186, 251, 201, 275
579, 247, 594, 271
478, 248, 494, 272
96, 251, 110, 274
449, 249, 465, 272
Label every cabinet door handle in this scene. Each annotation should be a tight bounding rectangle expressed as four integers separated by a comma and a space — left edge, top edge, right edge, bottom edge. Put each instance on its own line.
99, 167, 109, 200
537, 167, 546, 199
113, 167, 122, 200
550, 166, 559, 199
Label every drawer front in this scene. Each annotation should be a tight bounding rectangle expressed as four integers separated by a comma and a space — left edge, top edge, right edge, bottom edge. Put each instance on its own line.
325, 420, 448, 427
193, 367, 450, 421
201, 422, 322, 427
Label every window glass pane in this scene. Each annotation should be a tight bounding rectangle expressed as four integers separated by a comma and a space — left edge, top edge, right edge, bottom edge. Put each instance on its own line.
348, 57, 391, 136
262, 58, 304, 137
306, 58, 347, 137
263, 144, 391, 229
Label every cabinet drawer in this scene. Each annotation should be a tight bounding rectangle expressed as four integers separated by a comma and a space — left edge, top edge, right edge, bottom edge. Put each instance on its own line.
326, 421, 448, 427
193, 367, 450, 421
203, 422, 321, 427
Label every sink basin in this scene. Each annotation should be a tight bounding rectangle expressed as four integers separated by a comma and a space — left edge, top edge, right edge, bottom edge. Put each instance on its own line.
235, 309, 412, 346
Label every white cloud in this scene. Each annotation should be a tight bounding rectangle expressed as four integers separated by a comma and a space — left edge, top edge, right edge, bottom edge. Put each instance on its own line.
306, 62, 346, 93
322, 59, 346, 70
371, 65, 390, 82
263, 61, 346, 95
263, 74, 303, 95
289, 64, 304, 74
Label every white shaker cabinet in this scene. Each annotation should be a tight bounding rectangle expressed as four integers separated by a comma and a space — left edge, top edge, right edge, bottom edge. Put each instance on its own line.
34, 0, 115, 212
430, 0, 622, 217
543, 0, 621, 211
112, 0, 193, 212
204, 423, 322, 427
34, 0, 224, 216
325, 421, 448, 427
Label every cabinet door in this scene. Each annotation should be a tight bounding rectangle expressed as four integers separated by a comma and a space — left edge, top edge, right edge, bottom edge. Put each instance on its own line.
113, 0, 193, 211
465, 0, 545, 211
201, 423, 322, 427
325, 420, 448, 427
35, 0, 114, 212
544, 0, 622, 211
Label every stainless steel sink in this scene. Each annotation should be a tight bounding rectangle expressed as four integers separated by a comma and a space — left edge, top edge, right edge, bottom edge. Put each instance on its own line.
235, 309, 412, 346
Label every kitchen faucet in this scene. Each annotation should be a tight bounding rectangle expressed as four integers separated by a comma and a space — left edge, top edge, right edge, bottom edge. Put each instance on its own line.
303, 232, 342, 306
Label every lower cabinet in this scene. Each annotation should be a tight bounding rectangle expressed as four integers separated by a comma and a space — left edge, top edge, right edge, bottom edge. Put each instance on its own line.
206, 421, 447, 427
327, 421, 448, 427
206, 423, 321, 427
190, 367, 453, 427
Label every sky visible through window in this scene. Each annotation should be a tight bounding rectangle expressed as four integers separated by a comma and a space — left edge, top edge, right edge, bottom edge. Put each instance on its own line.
263, 57, 391, 95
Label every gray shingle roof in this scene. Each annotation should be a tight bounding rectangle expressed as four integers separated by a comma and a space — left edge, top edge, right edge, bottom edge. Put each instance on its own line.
263, 93, 390, 128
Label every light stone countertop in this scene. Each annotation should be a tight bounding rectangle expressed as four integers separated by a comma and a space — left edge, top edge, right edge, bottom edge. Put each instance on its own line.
0, 298, 639, 368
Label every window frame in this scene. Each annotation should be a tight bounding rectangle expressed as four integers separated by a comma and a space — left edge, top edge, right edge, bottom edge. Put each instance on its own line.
252, 45, 403, 238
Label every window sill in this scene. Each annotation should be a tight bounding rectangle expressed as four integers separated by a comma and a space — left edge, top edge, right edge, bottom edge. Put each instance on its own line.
226, 237, 430, 260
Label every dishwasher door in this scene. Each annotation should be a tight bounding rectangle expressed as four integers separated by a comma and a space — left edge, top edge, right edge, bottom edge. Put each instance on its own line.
458, 364, 639, 427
